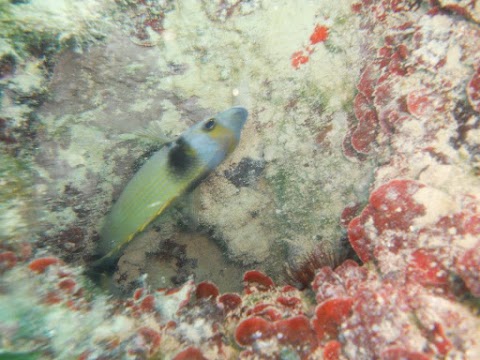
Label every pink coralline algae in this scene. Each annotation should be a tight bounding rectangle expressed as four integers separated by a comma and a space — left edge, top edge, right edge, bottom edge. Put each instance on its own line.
345, 0, 480, 161
339, 0, 480, 358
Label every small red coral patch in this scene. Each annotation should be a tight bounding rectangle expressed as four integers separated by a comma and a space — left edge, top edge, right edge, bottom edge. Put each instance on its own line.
140, 295, 156, 312
0, 251, 17, 271
380, 347, 431, 360
244, 270, 274, 292
407, 249, 448, 287
323, 340, 342, 360
28, 257, 62, 273
137, 327, 161, 354
312, 298, 354, 340
348, 180, 426, 262
218, 293, 242, 313
235, 317, 273, 346
275, 315, 317, 347
310, 25, 329, 44
196, 281, 219, 300
406, 89, 434, 118
455, 243, 480, 297
467, 67, 480, 112
58, 278, 76, 293
173, 346, 207, 360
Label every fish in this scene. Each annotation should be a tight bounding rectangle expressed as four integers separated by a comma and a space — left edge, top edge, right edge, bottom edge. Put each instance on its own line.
92, 106, 248, 271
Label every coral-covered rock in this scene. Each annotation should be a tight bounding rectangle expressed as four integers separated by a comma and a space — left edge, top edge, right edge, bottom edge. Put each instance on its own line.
134, 327, 162, 355
0, 251, 17, 272
351, 92, 379, 153
348, 177, 480, 300
243, 270, 275, 293
218, 293, 242, 313
455, 244, 480, 296
348, 179, 425, 263
407, 249, 449, 289
312, 298, 354, 340
467, 67, 480, 112
173, 347, 207, 360
323, 340, 343, 360
195, 281, 220, 300
312, 260, 368, 303
235, 316, 273, 346
275, 315, 317, 348
235, 315, 318, 358
380, 347, 430, 360
3, 1, 480, 360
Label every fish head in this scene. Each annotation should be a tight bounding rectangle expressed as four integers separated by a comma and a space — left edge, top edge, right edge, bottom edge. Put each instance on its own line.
184, 106, 248, 170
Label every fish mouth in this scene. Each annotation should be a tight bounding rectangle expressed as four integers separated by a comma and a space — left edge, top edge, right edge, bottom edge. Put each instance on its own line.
231, 106, 248, 123
222, 106, 248, 134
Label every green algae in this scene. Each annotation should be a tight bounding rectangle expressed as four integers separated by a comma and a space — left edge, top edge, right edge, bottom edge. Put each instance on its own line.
0, 352, 40, 360
0, 148, 36, 244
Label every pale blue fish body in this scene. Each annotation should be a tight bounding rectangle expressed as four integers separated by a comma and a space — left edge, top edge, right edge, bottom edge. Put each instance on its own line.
94, 107, 248, 269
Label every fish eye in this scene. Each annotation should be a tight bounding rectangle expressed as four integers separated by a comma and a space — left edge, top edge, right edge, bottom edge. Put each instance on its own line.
204, 118, 216, 131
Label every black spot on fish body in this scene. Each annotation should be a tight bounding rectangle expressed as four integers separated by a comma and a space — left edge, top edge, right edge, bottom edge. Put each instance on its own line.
168, 137, 197, 176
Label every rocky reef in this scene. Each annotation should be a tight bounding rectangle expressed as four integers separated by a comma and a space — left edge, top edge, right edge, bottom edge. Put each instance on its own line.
1, 0, 479, 359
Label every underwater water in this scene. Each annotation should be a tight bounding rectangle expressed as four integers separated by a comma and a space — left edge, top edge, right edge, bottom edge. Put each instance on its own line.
1, 0, 480, 359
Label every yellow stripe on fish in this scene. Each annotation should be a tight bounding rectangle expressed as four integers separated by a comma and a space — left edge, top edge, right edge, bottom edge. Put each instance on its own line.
92, 107, 248, 270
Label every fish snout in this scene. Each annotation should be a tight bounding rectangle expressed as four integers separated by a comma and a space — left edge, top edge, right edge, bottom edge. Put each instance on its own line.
231, 106, 248, 123
222, 106, 248, 135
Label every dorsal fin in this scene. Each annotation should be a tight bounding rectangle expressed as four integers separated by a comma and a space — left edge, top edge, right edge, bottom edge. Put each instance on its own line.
132, 121, 173, 145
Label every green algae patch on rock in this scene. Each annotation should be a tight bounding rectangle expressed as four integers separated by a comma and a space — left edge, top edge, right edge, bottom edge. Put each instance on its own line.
0, 149, 37, 245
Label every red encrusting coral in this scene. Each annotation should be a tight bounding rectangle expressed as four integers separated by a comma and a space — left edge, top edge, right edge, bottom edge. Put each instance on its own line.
28, 257, 62, 273
135, 327, 162, 355
57, 278, 77, 293
380, 348, 431, 360
0, 251, 17, 272
348, 179, 426, 263
455, 245, 480, 297
140, 295, 156, 312
467, 66, 480, 112
310, 25, 329, 44
195, 281, 220, 300
243, 270, 274, 292
312, 298, 354, 341
350, 92, 379, 153
218, 293, 242, 313
323, 340, 342, 360
2, 1, 480, 359
275, 315, 317, 349
291, 23, 329, 69
340, 202, 362, 228
407, 249, 449, 287
173, 347, 208, 360
291, 50, 310, 69
235, 316, 272, 346
235, 315, 318, 358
